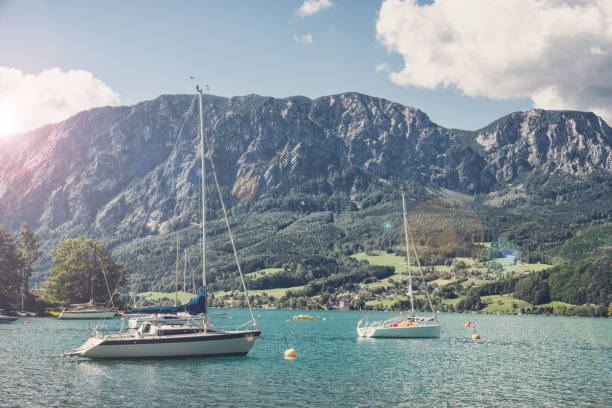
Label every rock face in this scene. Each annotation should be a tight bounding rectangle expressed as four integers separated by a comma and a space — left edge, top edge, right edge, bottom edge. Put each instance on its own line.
0, 92, 610, 284
476, 109, 612, 183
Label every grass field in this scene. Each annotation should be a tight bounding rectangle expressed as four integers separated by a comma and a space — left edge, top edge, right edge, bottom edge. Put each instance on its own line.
136, 291, 198, 304
489, 257, 552, 273
431, 278, 455, 286
367, 295, 411, 308
352, 251, 409, 273
461, 279, 497, 288
245, 267, 283, 279
480, 294, 532, 313
214, 285, 307, 298
505, 263, 552, 273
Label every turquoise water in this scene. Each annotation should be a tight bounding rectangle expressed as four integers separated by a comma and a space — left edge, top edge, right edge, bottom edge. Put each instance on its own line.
1, 310, 611, 407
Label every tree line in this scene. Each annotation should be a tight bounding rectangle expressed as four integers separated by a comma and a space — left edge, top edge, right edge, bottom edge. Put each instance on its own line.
1, 222, 126, 314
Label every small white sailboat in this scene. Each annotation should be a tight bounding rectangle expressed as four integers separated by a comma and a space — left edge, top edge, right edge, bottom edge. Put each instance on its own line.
357, 190, 440, 338
58, 299, 116, 320
58, 259, 117, 320
63, 85, 260, 359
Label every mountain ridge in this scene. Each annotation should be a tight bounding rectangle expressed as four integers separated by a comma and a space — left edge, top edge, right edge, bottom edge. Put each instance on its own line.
0, 92, 610, 289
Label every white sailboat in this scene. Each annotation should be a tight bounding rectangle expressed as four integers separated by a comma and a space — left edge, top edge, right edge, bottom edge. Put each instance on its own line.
357, 190, 440, 338
58, 258, 117, 320
58, 299, 116, 320
62, 85, 260, 358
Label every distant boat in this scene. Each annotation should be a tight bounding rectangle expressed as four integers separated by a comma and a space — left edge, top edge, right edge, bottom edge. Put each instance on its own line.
293, 314, 314, 320
124, 234, 202, 330
58, 299, 116, 320
15, 310, 36, 317
58, 246, 117, 320
357, 190, 440, 338
62, 85, 260, 359
0, 315, 18, 323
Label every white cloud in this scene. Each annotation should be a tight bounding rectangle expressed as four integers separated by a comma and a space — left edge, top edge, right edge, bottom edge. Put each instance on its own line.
0, 67, 120, 138
293, 34, 313, 44
376, 0, 612, 123
296, 0, 332, 17
375, 63, 390, 74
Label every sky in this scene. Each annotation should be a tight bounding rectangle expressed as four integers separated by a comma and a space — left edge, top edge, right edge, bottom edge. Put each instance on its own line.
1, 0, 611, 138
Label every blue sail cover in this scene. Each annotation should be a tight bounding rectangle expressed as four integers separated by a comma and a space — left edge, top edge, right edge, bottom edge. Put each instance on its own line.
124, 287, 207, 316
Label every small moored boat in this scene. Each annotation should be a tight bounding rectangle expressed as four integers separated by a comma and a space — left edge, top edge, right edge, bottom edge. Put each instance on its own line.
0, 315, 18, 323
58, 299, 116, 320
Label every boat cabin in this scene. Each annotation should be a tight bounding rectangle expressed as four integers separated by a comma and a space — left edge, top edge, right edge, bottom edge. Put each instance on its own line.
135, 322, 210, 337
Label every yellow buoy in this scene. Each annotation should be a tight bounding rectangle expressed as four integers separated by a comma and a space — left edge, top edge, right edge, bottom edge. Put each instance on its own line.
284, 348, 297, 358
472, 333, 481, 340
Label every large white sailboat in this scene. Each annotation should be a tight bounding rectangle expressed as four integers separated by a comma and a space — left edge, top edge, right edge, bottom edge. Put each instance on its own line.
357, 190, 440, 338
63, 85, 260, 358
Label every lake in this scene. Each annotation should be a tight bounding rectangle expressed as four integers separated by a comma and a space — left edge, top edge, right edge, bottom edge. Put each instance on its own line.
1, 310, 611, 407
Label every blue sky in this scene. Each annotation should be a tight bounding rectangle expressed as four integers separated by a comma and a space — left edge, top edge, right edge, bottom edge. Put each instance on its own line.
2, 0, 610, 137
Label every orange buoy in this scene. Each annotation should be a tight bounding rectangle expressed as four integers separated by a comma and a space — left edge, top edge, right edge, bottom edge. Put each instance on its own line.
465, 321, 471, 328
284, 348, 297, 358
472, 333, 481, 340
287, 319, 291, 322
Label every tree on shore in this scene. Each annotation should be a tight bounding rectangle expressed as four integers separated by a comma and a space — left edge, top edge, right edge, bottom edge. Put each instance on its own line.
17, 222, 41, 309
43, 237, 127, 305
0, 225, 24, 310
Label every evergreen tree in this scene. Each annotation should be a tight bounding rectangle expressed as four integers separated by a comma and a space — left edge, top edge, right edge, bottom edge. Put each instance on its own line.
0, 224, 24, 309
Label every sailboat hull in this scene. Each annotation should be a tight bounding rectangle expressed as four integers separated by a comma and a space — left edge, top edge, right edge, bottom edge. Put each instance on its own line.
358, 324, 440, 338
73, 330, 260, 359
58, 310, 116, 320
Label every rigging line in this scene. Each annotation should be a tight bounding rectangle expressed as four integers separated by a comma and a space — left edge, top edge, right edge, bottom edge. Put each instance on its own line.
187, 248, 196, 294
96, 249, 115, 309
110, 94, 198, 304
401, 191, 415, 315
201, 131, 256, 325
405, 221, 439, 323
92, 247, 117, 331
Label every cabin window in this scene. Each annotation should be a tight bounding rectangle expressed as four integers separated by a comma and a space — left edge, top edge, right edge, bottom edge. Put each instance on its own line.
142, 324, 151, 334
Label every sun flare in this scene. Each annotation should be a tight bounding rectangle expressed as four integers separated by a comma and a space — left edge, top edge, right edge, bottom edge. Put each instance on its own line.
0, 107, 19, 139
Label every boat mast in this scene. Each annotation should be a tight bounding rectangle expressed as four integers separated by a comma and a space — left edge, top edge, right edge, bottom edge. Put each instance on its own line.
401, 190, 415, 316
183, 248, 187, 293
90, 248, 95, 305
197, 85, 208, 331
175, 230, 180, 306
